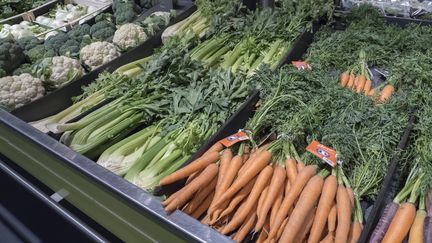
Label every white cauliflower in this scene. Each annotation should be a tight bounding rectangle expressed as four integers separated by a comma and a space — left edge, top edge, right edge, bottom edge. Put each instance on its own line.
0, 74, 45, 110
150, 11, 171, 17
113, 23, 148, 51
80, 41, 120, 70
34, 56, 85, 88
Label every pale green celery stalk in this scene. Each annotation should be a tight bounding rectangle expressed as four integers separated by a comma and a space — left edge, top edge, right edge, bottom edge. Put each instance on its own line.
222, 41, 244, 69
270, 43, 290, 70
191, 38, 220, 60
146, 142, 176, 169
97, 125, 157, 166
201, 40, 225, 61
72, 112, 143, 155
176, 10, 201, 33
136, 149, 182, 188
87, 110, 137, 141
124, 138, 170, 183
247, 54, 264, 76
114, 56, 152, 75
203, 45, 230, 67
116, 136, 162, 176
231, 55, 245, 73
244, 52, 257, 71
190, 18, 207, 34
31, 91, 105, 133
55, 98, 122, 133
262, 40, 282, 64
68, 108, 123, 147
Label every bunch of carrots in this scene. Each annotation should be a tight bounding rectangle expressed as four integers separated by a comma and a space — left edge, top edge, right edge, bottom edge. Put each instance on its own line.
339, 50, 395, 103
159, 139, 364, 243
369, 165, 431, 243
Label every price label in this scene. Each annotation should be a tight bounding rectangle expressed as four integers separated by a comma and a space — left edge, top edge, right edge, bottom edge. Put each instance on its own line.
292, 61, 311, 70
306, 140, 337, 167
219, 131, 250, 147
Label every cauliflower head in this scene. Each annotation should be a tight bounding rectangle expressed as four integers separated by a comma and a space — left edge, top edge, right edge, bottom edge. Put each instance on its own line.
34, 56, 85, 89
0, 74, 45, 110
113, 23, 148, 51
80, 41, 120, 70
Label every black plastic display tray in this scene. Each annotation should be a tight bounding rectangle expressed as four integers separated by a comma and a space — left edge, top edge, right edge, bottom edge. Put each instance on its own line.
12, 0, 197, 122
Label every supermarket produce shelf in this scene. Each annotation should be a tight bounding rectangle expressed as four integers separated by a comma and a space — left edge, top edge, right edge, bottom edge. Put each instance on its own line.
0, 109, 232, 242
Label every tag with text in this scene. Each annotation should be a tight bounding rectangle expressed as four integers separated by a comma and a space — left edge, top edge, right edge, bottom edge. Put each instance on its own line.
306, 140, 337, 167
219, 131, 250, 147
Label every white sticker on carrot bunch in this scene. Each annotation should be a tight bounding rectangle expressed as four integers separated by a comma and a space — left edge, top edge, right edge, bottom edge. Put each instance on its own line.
306, 140, 337, 167
219, 131, 250, 147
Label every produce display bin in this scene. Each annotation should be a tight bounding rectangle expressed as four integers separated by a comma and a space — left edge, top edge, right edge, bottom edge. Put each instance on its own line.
11, 0, 197, 122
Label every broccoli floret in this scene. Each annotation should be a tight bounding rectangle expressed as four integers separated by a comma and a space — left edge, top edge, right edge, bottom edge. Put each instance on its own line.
115, 3, 136, 25
45, 32, 70, 53
95, 13, 114, 23
0, 39, 25, 73
68, 24, 91, 42
26, 45, 56, 63
90, 21, 116, 41
16, 37, 43, 52
13, 63, 33, 75
59, 39, 81, 58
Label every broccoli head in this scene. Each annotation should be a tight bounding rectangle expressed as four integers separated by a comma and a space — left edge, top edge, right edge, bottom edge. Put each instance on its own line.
16, 37, 43, 52
0, 39, 25, 74
115, 2, 137, 25
45, 32, 70, 53
68, 24, 91, 42
59, 39, 81, 58
13, 63, 33, 75
26, 45, 56, 63
90, 21, 116, 41
95, 13, 114, 23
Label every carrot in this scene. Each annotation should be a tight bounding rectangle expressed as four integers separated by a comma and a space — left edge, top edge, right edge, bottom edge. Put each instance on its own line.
408, 209, 426, 243
296, 207, 317, 243
276, 217, 289, 241
348, 221, 363, 243
367, 88, 375, 96
297, 161, 305, 171
201, 214, 210, 224
382, 202, 416, 243
335, 185, 352, 243
191, 191, 214, 219
258, 184, 270, 216
356, 75, 366, 93
256, 163, 286, 231
346, 187, 354, 209
217, 177, 257, 221
232, 206, 257, 243
328, 203, 337, 232
308, 174, 338, 243
165, 164, 218, 212
205, 142, 224, 154
213, 149, 272, 209
183, 177, 217, 214
185, 170, 202, 185
257, 221, 270, 243
285, 180, 291, 196
208, 154, 243, 217
279, 172, 326, 243
363, 79, 372, 95
208, 149, 234, 212
320, 232, 334, 243
286, 158, 298, 185
270, 189, 283, 226
220, 165, 273, 235
160, 151, 219, 186
346, 73, 355, 89
238, 144, 270, 176
268, 165, 317, 239
340, 71, 350, 87
378, 84, 395, 103
353, 76, 359, 90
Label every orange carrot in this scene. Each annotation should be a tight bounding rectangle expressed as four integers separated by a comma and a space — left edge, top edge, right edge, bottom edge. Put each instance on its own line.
191, 191, 214, 219
205, 142, 224, 154
257, 221, 270, 243
213, 149, 272, 209
185, 170, 202, 185
346, 187, 354, 209
286, 158, 298, 185
258, 185, 269, 215
279, 173, 326, 243
353, 76, 359, 90
165, 164, 218, 212
217, 177, 257, 221
382, 202, 416, 243
276, 218, 289, 241
335, 185, 352, 243
348, 221, 363, 243
285, 180, 291, 197
221, 165, 273, 235
256, 163, 286, 231
232, 206, 257, 243
367, 88, 375, 96
340, 71, 350, 87
363, 79, 372, 95
328, 203, 337, 232
297, 161, 305, 171
160, 151, 219, 186
268, 165, 317, 239
201, 214, 210, 224
270, 189, 283, 226
378, 84, 395, 103
208, 154, 243, 217
355, 75, 366, 93
296, 207, 317, 243
320, 232, 334, 243
183, 177, 217, 214
308, 174, 338, 243
238, 144, 270, 176
408, 208, 426, 243
346, 74, 355, 89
